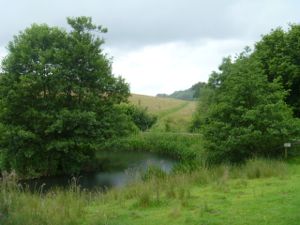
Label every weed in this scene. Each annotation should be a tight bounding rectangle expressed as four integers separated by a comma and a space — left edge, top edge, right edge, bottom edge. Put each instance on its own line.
141, 166, 167, 181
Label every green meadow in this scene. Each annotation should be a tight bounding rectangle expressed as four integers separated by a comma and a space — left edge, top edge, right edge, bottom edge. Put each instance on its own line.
1, 158, 300, 225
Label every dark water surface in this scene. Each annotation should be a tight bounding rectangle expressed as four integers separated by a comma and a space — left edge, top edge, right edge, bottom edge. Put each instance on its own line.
21, 151, 177, 192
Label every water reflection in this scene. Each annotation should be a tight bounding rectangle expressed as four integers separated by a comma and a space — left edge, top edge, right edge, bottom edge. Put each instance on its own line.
22, 152, 176, 192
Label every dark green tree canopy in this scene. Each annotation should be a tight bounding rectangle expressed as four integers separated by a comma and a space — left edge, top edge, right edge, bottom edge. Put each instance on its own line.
254, 25, 300, 117
0, 17, 134, 176
196, 51, 300, 163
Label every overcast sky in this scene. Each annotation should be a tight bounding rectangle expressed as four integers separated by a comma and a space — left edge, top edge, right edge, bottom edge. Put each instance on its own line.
1, 0, 300, 95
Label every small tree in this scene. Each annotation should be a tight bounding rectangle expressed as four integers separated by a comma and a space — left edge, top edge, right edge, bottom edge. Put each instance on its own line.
0, 17, 134, 176
201, 52, 300, 163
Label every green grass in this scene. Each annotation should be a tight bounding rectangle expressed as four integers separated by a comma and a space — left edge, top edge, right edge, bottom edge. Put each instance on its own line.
1, 158, 300, 225
129, 94, 197, 132
99, 132, 204, 162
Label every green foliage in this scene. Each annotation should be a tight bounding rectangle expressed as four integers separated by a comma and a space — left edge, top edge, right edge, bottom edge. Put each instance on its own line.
167, 88, 195, 100
254, 25, 300, 117
0, 17, 133, 177
118, 103, 157, 131
190, 85, 215, 132
198, 52, 300, 163
191, 82, 207, 99
156, 82, 206, 100
193, 25, 300, 163
100, 132, 203, 162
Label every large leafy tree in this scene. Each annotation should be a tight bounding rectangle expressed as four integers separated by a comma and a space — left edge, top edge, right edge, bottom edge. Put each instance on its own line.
0, 17, 135, 176
254, 25, 300, 117
200, 52, 300, 163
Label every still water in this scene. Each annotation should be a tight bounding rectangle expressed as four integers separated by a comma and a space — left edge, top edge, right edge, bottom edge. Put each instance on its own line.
22, 151, 177, 191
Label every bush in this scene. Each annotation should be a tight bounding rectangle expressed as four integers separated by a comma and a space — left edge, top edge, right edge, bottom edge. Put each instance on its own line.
118, 103, 157, 131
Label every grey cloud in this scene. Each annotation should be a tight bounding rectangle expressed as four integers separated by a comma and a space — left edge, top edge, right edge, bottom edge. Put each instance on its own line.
0, 0, 300, 49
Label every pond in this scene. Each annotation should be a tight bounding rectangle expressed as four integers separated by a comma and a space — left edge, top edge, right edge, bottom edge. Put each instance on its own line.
21, 151, 177, 192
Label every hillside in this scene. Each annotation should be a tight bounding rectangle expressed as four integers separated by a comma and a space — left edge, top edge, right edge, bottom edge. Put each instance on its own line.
157, 82, 206, 101
129, 94, 197, 132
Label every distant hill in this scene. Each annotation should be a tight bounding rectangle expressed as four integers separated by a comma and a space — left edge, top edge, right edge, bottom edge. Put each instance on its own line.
157, 82, 206, 101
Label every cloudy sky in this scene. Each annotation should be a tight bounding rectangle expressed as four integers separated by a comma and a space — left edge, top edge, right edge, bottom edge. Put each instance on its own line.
1, 0, 300, 95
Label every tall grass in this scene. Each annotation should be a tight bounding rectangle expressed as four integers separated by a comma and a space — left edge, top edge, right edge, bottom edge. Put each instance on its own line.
99, 132, 204, 162
0, 158, 289, 225
0, 174, 93, 225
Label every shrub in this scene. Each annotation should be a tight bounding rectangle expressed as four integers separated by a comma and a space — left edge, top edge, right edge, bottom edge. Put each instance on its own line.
117, 103, 157, 131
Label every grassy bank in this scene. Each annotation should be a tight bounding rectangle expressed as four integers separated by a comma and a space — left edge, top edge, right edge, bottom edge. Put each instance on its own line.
1, 158, 300, 225
99, 132, 203, 162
